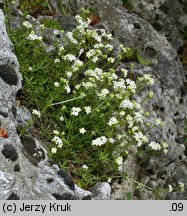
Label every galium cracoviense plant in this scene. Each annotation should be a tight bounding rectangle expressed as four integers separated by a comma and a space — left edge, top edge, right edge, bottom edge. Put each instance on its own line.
7, 8, 180, 191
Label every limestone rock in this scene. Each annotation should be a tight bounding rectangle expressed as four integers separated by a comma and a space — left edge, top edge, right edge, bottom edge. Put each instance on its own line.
0, 9, 91, 200
128, 0, 187, 51
91, 182, 111, 200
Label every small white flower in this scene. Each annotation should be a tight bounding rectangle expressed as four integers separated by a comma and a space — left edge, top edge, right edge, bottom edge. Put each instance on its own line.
178, 182, 184, 193
23, 21, 32, 28
119, 111, 125, 116
66, 31, 78, 44
75, 84, 81, 90
168, 185, 173, 192
111, 73, 118, 80
92, 56, 99, 63
134, 131, 148, 147
27, 31, 42, 41
126, 79, 137, 93
155, 118, 162, 126
54, 82, 60, 87
53, 130, 60, 135
82, 164, 88, 170
92, 136, 107, 146
52, 136, 63, 147
54, 58, 60, 63
32, 109, 41, 117
148, 92, 154, 98
86, 49, 96, 58
59, 46, 65, 53
84, 106, 91, 114
115, 156, 123, 166
71, 107, 81, 116
63, 54, 76, 62
113, 79, 126, 90
120, 44, 127, 53
82, 81, 94, 89
107, 117, 119, 126
121, 68, 128, 77
98, 88, 109, 98
40, 24, 45, 29
66, 71, 72, 78
120, 99, 134, 109
162, 142, 168, 154
126, 115, 133, 128
65, 85, 71, 94
73, 59, 83, 67
51, 147, 57, 154
80, 93, 86, 99
29, 66, 33, 71
107, 177, 112, 183
148, 141, 161, 151
105, 44, 113, 51
138, 74, 154, 85
134, 112, 143, 123
79, 127, 86, 134
59, 116, 64, 121
54, 30, 59, 35
107, 57, 115, 63
109, 138, 115, 144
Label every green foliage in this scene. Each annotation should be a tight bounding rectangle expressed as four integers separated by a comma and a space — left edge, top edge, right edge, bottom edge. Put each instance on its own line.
121, 0, 133, 10
56, 0, 70, 15
136, 51, 151, 66
182, 26, 187, 39
18, 0, 51, 16
185, 120, 187, 143
125, 192, 133, 200
40, 18, 61, 29
6, 8, 168, 190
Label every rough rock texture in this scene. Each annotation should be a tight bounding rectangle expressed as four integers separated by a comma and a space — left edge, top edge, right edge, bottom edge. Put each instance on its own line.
0, 9, 91, 200
76, 0, 187, 199
129, 0, 187, 51
90, 182, 111, 200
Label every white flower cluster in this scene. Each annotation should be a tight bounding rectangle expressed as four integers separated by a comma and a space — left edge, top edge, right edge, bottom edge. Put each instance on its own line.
148, 141, 161, 151
84, 106, 91, 114
32, 109, 41, 118
44, 13, 167, 170
27, 31, 42, 41
178, 182, 185, 193
71, 107, 82, 116
85, 68, 103, 80
120, 99, 134, 109
66, 31, 78, 45
92, 136, 107, 146
134, 131, 148, 147
138, 74, 154, 85
52, 136, 63, 148
23, 21, 32, 29
97, 88, 109, 98
107, 117, 119, 126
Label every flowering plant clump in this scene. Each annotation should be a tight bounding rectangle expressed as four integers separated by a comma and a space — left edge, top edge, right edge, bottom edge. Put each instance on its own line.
8, 9, 169, 189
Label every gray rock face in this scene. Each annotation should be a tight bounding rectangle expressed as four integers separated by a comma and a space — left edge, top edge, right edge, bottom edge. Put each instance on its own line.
129, 0, 187, 51
91, 182, 111, 200
0, 9, 91, 200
